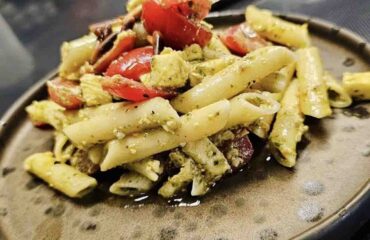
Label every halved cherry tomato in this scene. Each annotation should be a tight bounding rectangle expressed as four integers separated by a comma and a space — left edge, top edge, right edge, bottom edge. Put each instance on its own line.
105, 46, 154, 81
102, 76, 176, 102
220, 23, 269, 56
93, 33, 136, 73
142, 0, 212, 49
47, 78, 83, 109
162, 0, 211, 20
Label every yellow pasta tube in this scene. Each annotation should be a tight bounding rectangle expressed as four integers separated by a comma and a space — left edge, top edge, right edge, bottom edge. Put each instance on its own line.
64, 97, 180, 147
59, 34, 97, 80
248, 92, 283, 139
100, 100, 230, 171
296, 47, 332, 118
342, 72, 370, 101
255, 63, 296, 93
182, 138, 230, 180
246, 5, 310, 48
125, 158, 163, 182
171, 46, 295, 113
189, 56, 238, 86
225, 92, 280, 129
24, 152, 97, 198
109, 172, 154, 196
324, 72, 352, 108
269, 80, 308, 167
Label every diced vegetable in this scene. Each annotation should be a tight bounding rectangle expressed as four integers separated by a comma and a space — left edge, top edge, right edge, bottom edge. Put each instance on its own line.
102, 75, 176, 102
47, 78, 84, 109
105, 46, 154, 81
141, 0, 212, 49
93, 30, 136, 73
162, 0, 211, 20
220, 23, 269, 56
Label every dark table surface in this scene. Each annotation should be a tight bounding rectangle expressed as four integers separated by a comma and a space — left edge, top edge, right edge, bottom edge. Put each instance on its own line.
0, 0, 369, 239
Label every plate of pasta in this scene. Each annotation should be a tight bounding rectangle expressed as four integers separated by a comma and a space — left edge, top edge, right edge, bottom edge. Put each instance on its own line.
0, 1, 369, 239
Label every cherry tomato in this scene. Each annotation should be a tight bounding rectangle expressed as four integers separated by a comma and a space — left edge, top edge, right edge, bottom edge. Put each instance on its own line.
162, 0, 211, 20
93, 33, 136, 73
142, 0, 212, 49
102, 76, 176, 102
105, 46, 154, 81
220, 23, 269, 56
47, 78, 83, 109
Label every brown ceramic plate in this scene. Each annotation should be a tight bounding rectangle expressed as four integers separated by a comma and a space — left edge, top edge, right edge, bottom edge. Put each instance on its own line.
0, 11, 369, 240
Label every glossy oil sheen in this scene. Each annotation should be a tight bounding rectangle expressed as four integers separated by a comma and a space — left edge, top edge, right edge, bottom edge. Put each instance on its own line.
0, 14, 369, 240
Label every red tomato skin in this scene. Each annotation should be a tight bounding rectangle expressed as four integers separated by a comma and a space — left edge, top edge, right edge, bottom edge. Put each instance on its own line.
220, 23, 269, 56
47, 78, 83, 109
102, 76, 176, 102
141, 0, 212, 49
94, 34, 136, 73
105, 46, 154, 80
162, 0, 211, 20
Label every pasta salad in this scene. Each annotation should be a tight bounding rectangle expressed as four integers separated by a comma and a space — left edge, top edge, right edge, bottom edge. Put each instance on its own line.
24, 0, 370, 199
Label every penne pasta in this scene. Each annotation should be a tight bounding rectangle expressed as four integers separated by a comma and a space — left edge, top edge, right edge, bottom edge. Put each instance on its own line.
182, 138, 230, 180
324, 72, 352, 108
248, 92, 283, 139
342, 72, 370, 101
110, 172, 154, 196
100, 100, 231, 171
269, 80, 308, 167
24, 152, 97, 198
203, 35, 232, 60
125, 158, 163, 182
63, 98, 180, 147
189, 56, 239, 86
246, 5, 310, 48
225, 92, 280, 129
53, 132, 76, 163
296, 47, 332, 118
254, 63, 296, 93
158, 159, 194, 198
59, 34, 97, 80
171, 46, 295, 113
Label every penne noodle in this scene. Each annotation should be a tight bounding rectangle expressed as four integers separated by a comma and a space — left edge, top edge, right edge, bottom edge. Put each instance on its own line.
246, 5, 310, 48
248, 92, 283, 139
342, 71, 370, 101
255, 63, 296, 93
189, 56, 239, 86
269, 80, 308, 167
296, 47, 332, 118
59, 34, 97, 80
24, 152, 97, 198
100, 100, 231, 171
158, 160, 194, 198
324, 72, 352, 108
225, 92, 280, 129
171, 46, 295, 113
110, 172, 154, 196
125, 158, 163, 182
182, 138, 230, 180
63, 98, 180, 147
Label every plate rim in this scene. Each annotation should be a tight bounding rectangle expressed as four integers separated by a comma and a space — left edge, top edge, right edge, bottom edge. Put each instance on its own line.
0, 11, 369, 240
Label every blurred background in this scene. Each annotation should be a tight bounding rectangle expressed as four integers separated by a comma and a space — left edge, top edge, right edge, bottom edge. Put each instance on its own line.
0, 0, 369, 238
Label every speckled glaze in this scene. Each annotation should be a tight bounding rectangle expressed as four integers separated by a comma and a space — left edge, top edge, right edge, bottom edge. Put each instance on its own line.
0, 12, 369, 240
